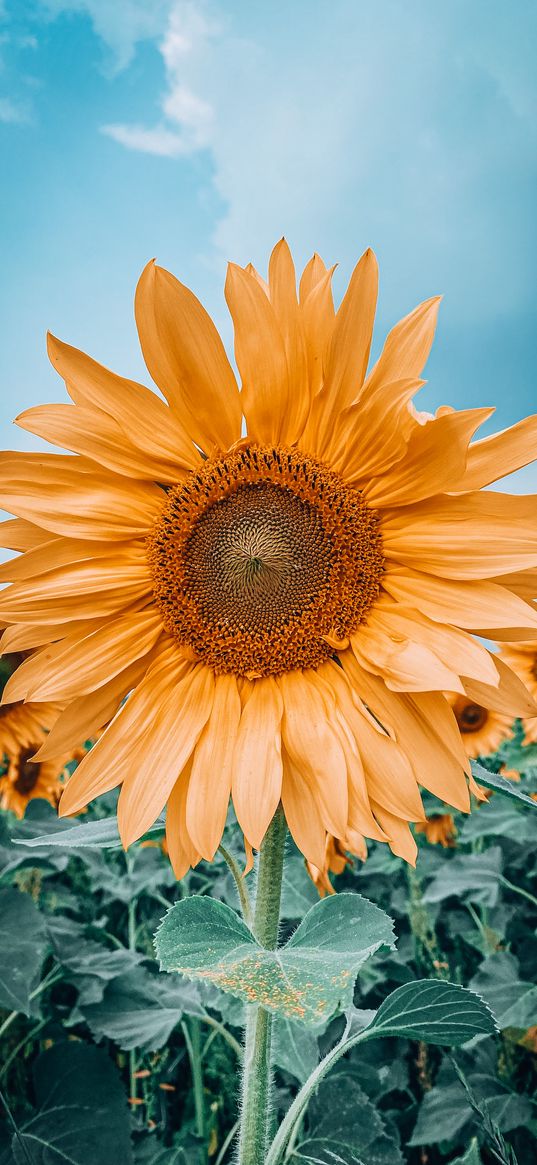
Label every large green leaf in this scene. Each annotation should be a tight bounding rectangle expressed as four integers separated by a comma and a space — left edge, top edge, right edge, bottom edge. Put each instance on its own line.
273, 1017, 319, 1083
451, 1140, 482, 1164
366, 979, 497, 1045
460, 796, 535, 843
409, 1070, 532, 1146
47, 916, 143, 1006
155, 892, 394, 1025
14, 813, 165, 850
293, 1072, 404, 1165
84, 966, 204, 1051
423, 847, 503, 906
11, 1041, 132, 1164
0, 887, 47, 1013
470, 952, 537, 1030
471, 761, 537, 807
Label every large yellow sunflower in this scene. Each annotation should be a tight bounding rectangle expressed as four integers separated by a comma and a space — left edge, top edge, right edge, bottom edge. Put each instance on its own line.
2, 241, 537, 871
446, 692, 514, 759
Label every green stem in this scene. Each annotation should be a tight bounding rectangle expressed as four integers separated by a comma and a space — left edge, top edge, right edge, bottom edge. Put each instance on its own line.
265, 1026, 375, 1165
0, 965, 62, 1040
218, 843, 254, 929
200, 1013, 243, 1060
215, 1118, 239, 1165
127, 892, 138, 1103
500, 875, 537, 909
182, 1019, 206, 1147
237, 807, 287, 1165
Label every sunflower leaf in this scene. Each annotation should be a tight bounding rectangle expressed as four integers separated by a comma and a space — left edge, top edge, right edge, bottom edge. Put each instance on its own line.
0, 887, 47, 1014
471, 761, 537, 807
14, 813, 165, 850
155, 892, 394, 1025
365, 979, 497, 1044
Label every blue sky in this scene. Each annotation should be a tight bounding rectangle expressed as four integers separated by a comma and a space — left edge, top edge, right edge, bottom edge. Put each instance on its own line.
1, 0, 536, 484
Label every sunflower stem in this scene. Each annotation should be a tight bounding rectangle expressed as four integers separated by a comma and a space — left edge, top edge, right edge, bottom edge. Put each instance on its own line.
237, 806, 286, 1165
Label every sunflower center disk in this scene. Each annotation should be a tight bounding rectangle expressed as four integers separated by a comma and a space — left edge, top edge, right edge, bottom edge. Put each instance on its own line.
148, 445, 384, 676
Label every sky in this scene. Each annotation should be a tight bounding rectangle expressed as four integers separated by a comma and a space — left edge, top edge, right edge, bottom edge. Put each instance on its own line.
1, 0, 536, 484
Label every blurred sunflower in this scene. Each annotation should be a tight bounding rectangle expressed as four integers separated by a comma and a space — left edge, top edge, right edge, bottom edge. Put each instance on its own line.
2, 241, 537, 873
415, 813, 457, 848
446, 692, 514, 758
499, 642, 537, 744
0, 700, 70, 817
307, 834, 366, 897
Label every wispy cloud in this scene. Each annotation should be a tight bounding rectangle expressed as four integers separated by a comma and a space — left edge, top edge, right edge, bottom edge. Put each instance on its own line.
0, 95, 31, 124
101, 121, 193, 156
38, 0, 174, 70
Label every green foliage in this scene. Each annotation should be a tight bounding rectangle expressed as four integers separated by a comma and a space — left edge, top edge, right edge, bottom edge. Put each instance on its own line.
0, 887, 47, 1012
7, 1041, 132, 1164
1, 745, 536, 1164
292, 1072, 403, 1164
366, 979, 497, 1044
156, 893, 394, 1024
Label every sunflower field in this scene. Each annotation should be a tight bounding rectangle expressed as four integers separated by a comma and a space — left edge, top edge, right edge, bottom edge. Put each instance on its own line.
1, 244, 537, 1164
0, 722, 536, 1165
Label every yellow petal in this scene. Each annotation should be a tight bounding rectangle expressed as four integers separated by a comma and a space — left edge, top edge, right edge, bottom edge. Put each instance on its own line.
135, 261, 241, 452
18, 611, 163, 702
459, 414, 537, 491
281, 753, 327, 868
186, 674, 241, 859
225, 262, 290, 445
118, 663, 215, 847
364, 295, 441, 393
34, 657, 148, 762
0, 550, 152, 624
279, 670, 348, 837
382, 565, 537, 633
48, 333, 200, 470
0, 451, 164, 540
363, 407, 494, 507
16, 403, 192, 483
371, 804, 418, 865
268, 239, 309, 442
381, 492, 537, 579
166, 766, 201, 880
0, 519, 49, 552
58, 646, 187, 817
232, 677, 283, 849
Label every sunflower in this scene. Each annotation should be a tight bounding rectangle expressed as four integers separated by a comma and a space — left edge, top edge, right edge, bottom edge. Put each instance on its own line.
0, 699, 71, 817
446, 692, 514, 759
307, 834, 365, 897
2, 241, 537, 873
415, 813, 457, 848
498, 642, 537, 744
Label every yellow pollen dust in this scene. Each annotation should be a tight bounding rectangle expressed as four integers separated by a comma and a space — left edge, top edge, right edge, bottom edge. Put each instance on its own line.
147, 444, 384, 676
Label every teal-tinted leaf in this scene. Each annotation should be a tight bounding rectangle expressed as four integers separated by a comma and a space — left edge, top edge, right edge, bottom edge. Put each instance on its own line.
450, 1138, 482, 1164
11, 1041, 132, 1164
83, 966, 203, 1051
423, 847, 503, 906
47, 916, 143, 1005
15, 813, 165, 850
460, 796, 535, 843
408, 1080, 473, 1145
409, 1070, 532, 1146
294, 1073, 404, 1165
281, 852, 319, 918
366, 980, 497, 1045
471, 761, 537, 807
470, 951, 537, 1030
156, 892, 394, 1025
0, 887, 47, 1013
273, 1017, 319, 1083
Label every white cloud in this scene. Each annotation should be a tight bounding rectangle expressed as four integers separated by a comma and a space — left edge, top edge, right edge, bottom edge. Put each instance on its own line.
0, 95, 31, 123
102, 121, 192, 157
97, 0, 536, 332
38, 0, 174, 70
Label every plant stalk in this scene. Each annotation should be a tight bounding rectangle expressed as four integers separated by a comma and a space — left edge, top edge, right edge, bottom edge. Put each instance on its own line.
237, 806, 287, 1165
